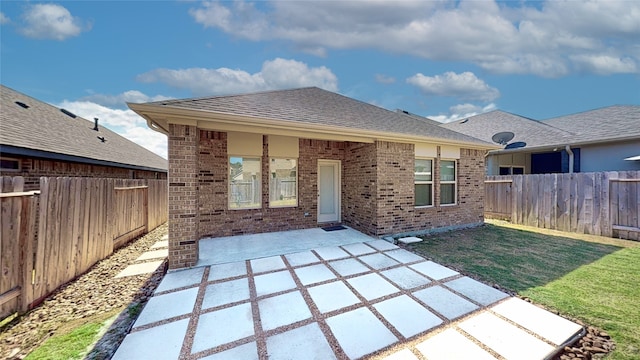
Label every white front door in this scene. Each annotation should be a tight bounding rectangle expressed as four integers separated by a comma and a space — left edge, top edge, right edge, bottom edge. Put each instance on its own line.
318, 160, 340, 223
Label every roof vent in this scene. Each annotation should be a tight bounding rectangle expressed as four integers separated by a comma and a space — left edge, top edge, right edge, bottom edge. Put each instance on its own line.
460, 118, 469, 124
97, 136, 106, 143
61, 108, 77, 118
93, 118, 99, 131
15, 101, 30, 109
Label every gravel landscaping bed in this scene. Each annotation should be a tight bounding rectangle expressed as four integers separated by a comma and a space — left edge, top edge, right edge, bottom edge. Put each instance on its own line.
0, 223, 168, 360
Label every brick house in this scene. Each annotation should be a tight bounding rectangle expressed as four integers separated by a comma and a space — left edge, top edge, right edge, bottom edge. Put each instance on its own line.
1, 85, 167, 190
129, 87, 497, 269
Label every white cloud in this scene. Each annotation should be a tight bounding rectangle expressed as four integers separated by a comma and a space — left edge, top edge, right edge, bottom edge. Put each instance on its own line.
188, 0, 640, 77
429, 103, 497, 123
137, 58, 338, 95
375, 74, 396, 84
57, 100, 167, 158
0, 12, 10, 25
19, 4, 89, 40
81, 90, 173, 108
407, 71, 500, 102
570, 54, 637, 75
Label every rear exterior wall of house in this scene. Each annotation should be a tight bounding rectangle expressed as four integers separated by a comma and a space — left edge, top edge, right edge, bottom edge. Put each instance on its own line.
167, 125, 486, 269
0, 155, 167, 191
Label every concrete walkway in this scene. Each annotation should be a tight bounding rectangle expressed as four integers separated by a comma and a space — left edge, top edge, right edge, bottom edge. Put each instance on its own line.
113, 230, 583, 360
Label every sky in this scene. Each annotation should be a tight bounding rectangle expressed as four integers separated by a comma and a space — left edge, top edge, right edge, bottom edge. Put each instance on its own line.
1, 0, 639, 159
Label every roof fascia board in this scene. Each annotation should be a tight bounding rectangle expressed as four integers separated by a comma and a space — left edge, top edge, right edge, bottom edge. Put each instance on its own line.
490, 137, 640, 155
0, 145, 167, 173
131, 103, 498, 150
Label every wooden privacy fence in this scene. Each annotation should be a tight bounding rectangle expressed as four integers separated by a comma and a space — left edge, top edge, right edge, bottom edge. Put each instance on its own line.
0, 176, 167, 319
485, 171, 640, 240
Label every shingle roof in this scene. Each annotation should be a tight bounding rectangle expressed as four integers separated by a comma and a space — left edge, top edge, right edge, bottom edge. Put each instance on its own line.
441, 106, 640, 151
440, 110, 573, 148
541, 105, 640, 143
143, 87, 493, 148
0, 85, 167, 172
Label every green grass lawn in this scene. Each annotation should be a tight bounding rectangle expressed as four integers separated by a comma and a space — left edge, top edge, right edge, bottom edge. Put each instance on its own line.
408, 223, 640, 360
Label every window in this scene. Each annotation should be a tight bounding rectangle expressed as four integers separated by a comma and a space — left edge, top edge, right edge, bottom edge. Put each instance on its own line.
229, 157, 261, 209
440, 160, 456, 205
270, 158, 297, 207
499, 166, 524, 175
414, 159, 433, 207
0, 157, 21, 172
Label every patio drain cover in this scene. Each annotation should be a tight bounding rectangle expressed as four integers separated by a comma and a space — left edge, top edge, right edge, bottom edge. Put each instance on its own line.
322, 225, 347, 231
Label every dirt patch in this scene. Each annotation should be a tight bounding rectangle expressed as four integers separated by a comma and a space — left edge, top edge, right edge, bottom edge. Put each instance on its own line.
0, 224, 168, 359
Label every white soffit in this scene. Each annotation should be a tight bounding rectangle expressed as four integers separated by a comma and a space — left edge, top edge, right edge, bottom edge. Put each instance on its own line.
269, 135, 299, 158
415, 143, 437, 158
441, 145, 461, 159
227, 131, 263, 156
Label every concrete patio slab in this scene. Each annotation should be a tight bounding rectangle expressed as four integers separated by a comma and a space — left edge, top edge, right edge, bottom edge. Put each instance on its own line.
381, 267, 432, 290
197, 227, 374, 266
266, 323, 336, 360
200, 342, 258, 360
114, 260, 164, 278
201, 278, 250, 309
136, 248, 168, 261
326, 307, 398, 359
313, 246, 351, 261
409, 261, 459, 280
327, 258, 370, 277
383, 249, 424, 264
250, 255, 286, 274
191, 303, 254, 353
114, 228, 583, 360
258, 291, 312, 331
374, 295, 443, 338
155, 267, 205, 293
293, 263, 336, 285
134, 287, 198, 327
413, 285, 479, 320
285, 251, 320, 267
341, 242, 376, 256
347, 273, 400, 301
111, 318, 189, 360
208, 261, 247, 282
416, 328, 498, 360
459, 312, 555, 360
492, 297, 583, 345
366, 239, 399, 251
382, 349, 420, 360
445, 277, 509, 306
253, 270, 296, 296
358, 253, 400, 270
307, 280, 360, 313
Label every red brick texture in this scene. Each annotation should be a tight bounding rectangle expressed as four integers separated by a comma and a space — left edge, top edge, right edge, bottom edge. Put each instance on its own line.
2, 157, 166, 191
168, 128, 486, 269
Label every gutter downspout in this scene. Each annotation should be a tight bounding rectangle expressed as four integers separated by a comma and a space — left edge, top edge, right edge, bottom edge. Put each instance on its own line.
565, 145, 574, 174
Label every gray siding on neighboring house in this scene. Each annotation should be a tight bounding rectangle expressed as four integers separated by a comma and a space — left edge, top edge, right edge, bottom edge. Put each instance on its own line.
579, 140, 640, 172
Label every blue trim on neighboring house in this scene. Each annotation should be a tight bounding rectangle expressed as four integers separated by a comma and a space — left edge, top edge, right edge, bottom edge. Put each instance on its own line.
0, 145, 167, 173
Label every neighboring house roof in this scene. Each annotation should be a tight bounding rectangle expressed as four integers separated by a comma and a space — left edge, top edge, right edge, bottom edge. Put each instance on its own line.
130, 87, 497, 150
0, 85, 167, 172
541, 105, 640, 144
440, 106, 640, 153
441, 110, 574, 149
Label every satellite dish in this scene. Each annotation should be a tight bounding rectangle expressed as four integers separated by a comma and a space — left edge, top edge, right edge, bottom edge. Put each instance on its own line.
505, 141, 527, 149
491, 131, 515, 145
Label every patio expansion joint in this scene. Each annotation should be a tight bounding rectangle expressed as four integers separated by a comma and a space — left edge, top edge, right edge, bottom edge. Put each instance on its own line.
179, 266, 210, 359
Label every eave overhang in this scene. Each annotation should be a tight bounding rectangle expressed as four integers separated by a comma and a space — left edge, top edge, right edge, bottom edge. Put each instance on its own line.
128, 103, 499, 151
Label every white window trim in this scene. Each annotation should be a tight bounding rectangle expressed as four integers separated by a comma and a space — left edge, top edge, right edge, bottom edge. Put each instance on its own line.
0, 157, 21, 172
415, 157, 434, 208
228, 155, 262, 210
269, 157, 298, 208
440, 159, 457, 206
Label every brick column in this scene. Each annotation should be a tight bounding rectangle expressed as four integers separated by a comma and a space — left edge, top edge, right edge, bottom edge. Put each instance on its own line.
168, 124, 199, 269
